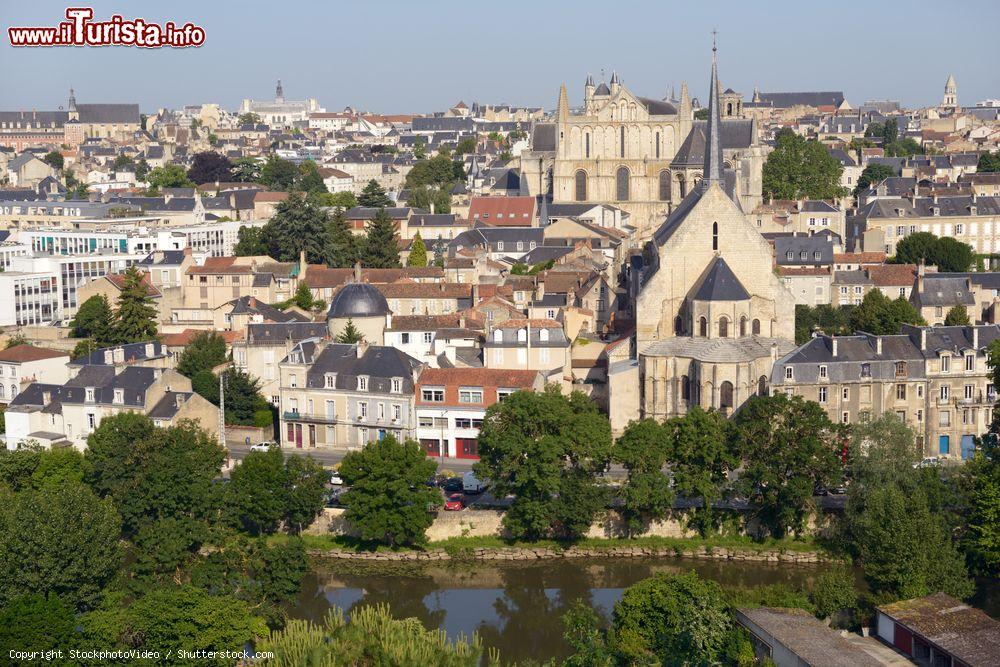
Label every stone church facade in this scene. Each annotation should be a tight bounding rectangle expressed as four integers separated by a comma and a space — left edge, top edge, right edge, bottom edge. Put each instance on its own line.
521, 70, 767, 239
609, 44, 795, 428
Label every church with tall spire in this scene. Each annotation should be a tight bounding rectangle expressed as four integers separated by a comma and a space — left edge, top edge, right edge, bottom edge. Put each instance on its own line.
607, 39, 795, 431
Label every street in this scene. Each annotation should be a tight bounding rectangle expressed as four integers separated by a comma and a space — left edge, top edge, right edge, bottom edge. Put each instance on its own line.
225, 442, 481, 475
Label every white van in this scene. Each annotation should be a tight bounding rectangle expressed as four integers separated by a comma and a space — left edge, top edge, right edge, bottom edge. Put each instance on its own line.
462, 471, 486, 494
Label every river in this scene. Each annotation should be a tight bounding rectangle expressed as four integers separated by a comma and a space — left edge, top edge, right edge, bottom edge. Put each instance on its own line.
289, 556, 840, 663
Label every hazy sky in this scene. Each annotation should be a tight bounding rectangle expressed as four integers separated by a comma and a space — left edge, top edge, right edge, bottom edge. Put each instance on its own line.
2, 0, 998, 114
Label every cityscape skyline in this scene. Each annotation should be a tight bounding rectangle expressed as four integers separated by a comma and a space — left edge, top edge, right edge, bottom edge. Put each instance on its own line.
2, 0, 998, 114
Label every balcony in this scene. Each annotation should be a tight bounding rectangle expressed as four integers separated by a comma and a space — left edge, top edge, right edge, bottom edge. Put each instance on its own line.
282, 411, 339, 424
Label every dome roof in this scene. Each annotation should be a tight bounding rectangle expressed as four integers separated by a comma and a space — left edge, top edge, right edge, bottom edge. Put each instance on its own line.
327, 282, 389, 318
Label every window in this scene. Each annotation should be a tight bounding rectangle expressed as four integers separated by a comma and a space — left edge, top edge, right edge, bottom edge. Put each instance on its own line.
378, 402, 385, 420
752, 319, 761, 335
720, 381, 734, 409
517, 328, 527, 342
819, 365, 828, 379
917, 409, 923, 423
401, 332, 410, 344
459, 388, 483, 403
786, 251, 794, 261
585, 133, 590, 158
418, 416, 434, 427
325, 373, 336, 388
423, 332, 433, 344
113, 389, 124, 404
326, 400, 336, 419
842, 387, 850, 400
895, 361, 907, 377
358, 401, 368, 419
681, 375, 691, 400
718, 316, 728, 337
421, 388, 444, 402
391, 378, 402, 393
392, 404, 401, 421
85, 387, 95, 402
842, 412, 850, 424
497, 241, 504, 251
861, 363, 871, 378
940, 385, 950, 400
941, 355, 951, 373
784, 367, 793, 380
699, 317, 707, 337
966, 355, 975, 371
965, 384, 975, 400
896, 384, 907, 400
357, 376, 368, 391
620, 126, 625, 158
740, 316, 747, 337
819, 386, 827, 403
615, 166, 630, 201
658, 170, 671, 201
574, 170, 587, 201
497, 388, 516, 401
917, 385, 924, 398
940, 410, 951, 427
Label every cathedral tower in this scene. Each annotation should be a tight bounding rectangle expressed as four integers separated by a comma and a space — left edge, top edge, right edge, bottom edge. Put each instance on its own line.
942, 74, 957, 109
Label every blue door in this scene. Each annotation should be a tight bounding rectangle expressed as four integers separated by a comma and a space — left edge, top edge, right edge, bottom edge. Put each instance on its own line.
939, 435, 950, 456
961, 435, 976, 460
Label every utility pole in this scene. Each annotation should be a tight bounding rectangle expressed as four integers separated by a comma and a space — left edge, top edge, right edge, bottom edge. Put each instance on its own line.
218, 371, 226, 448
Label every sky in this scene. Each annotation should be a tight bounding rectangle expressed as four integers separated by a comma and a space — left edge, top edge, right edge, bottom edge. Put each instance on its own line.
2, 0, 998, 115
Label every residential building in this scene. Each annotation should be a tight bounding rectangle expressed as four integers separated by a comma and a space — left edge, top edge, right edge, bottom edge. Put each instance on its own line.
875, 593, 1000, 666
232, 321, 330, 404
483, 318, 570, 387
855, 194, 1000, 256
0, 344, 70, 404
183, 256, 297, 311
468, 196, 536, 227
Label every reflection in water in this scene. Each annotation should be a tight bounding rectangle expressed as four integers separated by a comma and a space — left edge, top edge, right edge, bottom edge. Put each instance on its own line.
291, 557, 832, 664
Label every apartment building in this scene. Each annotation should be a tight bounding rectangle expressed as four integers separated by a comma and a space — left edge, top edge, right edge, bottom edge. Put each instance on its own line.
0, 344, 70, 404
232, 322, 330, 404
0, 269, 61, 326
414, 367, 544, 458
277, 340, 422, 449
772, 324, 998, 460
383, 314, 484, 367
856, 194, 1000, 256
183, 256, 297, 310
483, 318, 571, 387
750, 200, 846, 239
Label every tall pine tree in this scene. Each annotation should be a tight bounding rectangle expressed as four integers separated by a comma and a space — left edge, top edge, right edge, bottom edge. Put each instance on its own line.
357, 180, 393, 208
361, 208, 401, 268
263, 193, 330, 263
336, 319, 364, 343
408, 233, 428, 267
324, 207, 357, 268
112, 267, 158, 343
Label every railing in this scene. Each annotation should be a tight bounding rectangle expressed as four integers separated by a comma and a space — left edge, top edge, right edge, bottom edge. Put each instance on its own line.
282, 411, 338, 424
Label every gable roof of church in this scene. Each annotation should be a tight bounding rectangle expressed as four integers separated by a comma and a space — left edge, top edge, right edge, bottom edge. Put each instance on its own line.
594, 82, 611, 96
692, 257, 750, 301
670, 119, 754, 167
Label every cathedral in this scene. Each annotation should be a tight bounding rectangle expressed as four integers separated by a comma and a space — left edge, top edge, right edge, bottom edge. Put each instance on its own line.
520, 65, 767, 238
608, 43, 795, 429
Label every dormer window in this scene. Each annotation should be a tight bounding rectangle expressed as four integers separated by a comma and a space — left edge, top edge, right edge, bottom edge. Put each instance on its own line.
539, 329, 550, 342
358, 376, 368, 391
325, 373, 336, 389
786, 251, 793, 260
391, 377, 402, 393
113, 389, 124, 404
493, 329, 503, 343
818, 365, 828, 379
85, 387, 95, 402
517, 328, 527, 342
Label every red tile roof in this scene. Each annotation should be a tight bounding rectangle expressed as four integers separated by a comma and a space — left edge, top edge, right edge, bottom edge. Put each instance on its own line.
868, 264, 917, 286
0, 344, 68, 363
417, 367, 541, 389
468, 196, 536, 226
498, 318, 561, 329
834, 252, 887, 264
376, 283, 472, 299
253, 191, 289, 203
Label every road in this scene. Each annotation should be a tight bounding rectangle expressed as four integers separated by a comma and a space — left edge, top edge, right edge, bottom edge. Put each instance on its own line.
225, 442, 480, 474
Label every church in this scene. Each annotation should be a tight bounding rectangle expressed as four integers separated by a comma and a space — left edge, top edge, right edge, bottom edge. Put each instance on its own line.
520, 65, 767, 238
608, 43, 795, 430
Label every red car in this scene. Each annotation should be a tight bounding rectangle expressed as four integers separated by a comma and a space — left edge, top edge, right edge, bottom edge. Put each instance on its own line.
443, 493, 464, 511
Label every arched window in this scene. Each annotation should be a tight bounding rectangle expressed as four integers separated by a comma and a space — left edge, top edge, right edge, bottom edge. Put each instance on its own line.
699, 316, 707, 337
720, 381, 734, 409
655, 131, 661, 159
673, 315, 683, 334
517, 328, 527, 342
726, 102, 733, 116
616, 166, 630, 201
620, 126, 625, 158
574, 170, 587, 202
493, 329, 503, 342
752, 319, 761, 335
681, 375, 690, 401
712, 221, 718, 250
740, 316, 747, 337
758, 375, 768, 396
679, 174, 687, 197
539, 329, 549, 342
718, 316, 729, 338
658, 170, 671, 201
585, 133, 590, 158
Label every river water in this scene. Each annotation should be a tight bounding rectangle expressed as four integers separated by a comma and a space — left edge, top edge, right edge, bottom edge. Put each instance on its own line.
289, 557, 838, 663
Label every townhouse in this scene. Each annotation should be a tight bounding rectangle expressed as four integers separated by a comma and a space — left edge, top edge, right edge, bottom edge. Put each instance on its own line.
0, 344, 70, 405
855, 194, 1000, 256
232, 321, 330, 404
483, 318, 571, 388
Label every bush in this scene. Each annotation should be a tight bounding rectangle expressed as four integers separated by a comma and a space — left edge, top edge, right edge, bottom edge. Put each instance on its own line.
253, 409, 274, 428
810, 569, 859, 621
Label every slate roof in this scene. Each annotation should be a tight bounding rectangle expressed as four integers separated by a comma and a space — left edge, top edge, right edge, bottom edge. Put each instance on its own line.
775, 236, 835, 266
756, 92, 845, 108
10, 365, 158, 410
671, 119, 755, 167
692, 257, 750, 301
643, 336, 795, 363
76, 103, 141, 124
147, 391, 194, 420
327, 283, 390, 318
736, 608, 883, 667
639, 97, 677, 115
302, 343, 421, 393
530, 123, 557, 152
246, 322, 329, 344
229, 296, 309, 322
913, 275, 975, 307
68, 341, 165, 367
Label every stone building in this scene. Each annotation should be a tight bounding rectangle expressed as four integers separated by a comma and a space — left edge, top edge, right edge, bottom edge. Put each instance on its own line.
771, 325, 998, 460
609, 43, 795, 428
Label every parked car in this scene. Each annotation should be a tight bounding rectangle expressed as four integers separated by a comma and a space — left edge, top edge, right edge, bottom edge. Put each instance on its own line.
440, 477, 464, 494
329, 471, 344, 486
250, 441, 278, 453
443, 493, 465, 511
913, 456, 940, 469
462, 471, 486, 494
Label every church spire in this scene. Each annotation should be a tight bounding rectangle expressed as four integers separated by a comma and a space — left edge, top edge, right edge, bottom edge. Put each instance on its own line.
557, 83, 570, 121
275, 79, 284, 102
68, 87, 77, 111
702, 32, 724, 190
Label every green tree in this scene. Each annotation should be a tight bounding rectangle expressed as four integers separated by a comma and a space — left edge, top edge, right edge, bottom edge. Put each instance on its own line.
176, 330, 227, 377
475, 387, 611, 540
43, 150, 64, 170
405, 153, 463, 190
0, 446, 85, 492
323, 207, 358, 268
945, 304, 971, 326
227, 448, 288, 535
848, 289, 924, 335
0, 594, 78, 655
667, 407, 737, 535
282, 454, 328, 533
260, 156, 299, 191
238, 112, 262, 126
314, 189, 357, 209
335, 319, 364, 343
357, 179, 393, 208
964, 420, 1000, 574
339, 434, 439, 547
135, 157, 150, 181
231, 157, 261, 182
978, 150, 1000, 173
729, 393, 842, 538
221, 368, 270, 426
854, 163, 896, 194
191, 369, 219, 404
693, 108, 710, 120
4, 332, 29, 349
233, 225, 269, 256
187, 151, 234, 184
293, 282, 314, 310
263, 193, 331, 263
562, 601, 614, 667
454, 137, 477, 154
111, 266, 158, 343
810, 568, 859, 622
412, 136, 427, 159
70, 294, 113, 344
0, 482, 121, 611
614, 419, 673, 534
762, 128, 847, 200
113, 153, 135, 171
361, 208, 402, 268
296, 160, 328, 194
146, 163, 193, 189
795, 303, 854, 344
612, 571, 737, 666
408, 232, 428, 267
894, 231, 938, 265
931, 236, 975, 272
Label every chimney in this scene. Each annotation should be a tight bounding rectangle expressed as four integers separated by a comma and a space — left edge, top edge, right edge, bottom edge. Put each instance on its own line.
299, 248, 307, 274
831, 337, 838, 357
42, 390, 51, 404
176, 393, 185, 409
920, 327, 927, 351
103, 350, 113, 364
459, 313, 466, 328
973, 326, 979, 350
472, 283, 479, 305
875, 336, 882, 355
355, 340, 368, 358
144, 343, 154, 357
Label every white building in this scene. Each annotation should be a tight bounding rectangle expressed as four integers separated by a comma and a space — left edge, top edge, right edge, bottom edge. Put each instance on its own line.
0, 344, 70, 404
240, 80, 324, 127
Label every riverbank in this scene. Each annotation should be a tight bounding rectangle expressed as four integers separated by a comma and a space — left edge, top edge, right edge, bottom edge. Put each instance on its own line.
283, 534, 839, 564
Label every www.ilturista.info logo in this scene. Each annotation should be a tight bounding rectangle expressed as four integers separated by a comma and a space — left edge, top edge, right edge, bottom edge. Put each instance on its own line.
8, 7, 205, 48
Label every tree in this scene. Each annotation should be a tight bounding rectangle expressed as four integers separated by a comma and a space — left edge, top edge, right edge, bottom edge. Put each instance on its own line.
293, 282, 315, 310
3, 332, 28, 349
0, 594, 78, 654
313, 190, 357, 209
219, 368, 271, 426
231, 157, 261, 183
562, 600, 615, 667
282, 455, 328, 533
854, 163, 896, 194
408, 233, 428, 267
176, 330, 227, 377
409, 184, 452, 214
0, 481, 121, 611
146, 163, 193, 189
113, 153, 135, 171
134, 157, 150, 182
0, 446, 85, 492
810, 569, 858, 622
233, 225, 269, 256
412, 136, 427, 159
612, 572, 737, 666
693, 108, 710, 120
260, 156, 299, 191
405, 153, 463, 190
614, 419, 673, 534
186, 151, 233, 184
324, 207, 358, 268
945, 304, 971, 326
70, 294, 113, 344
475, 387, 611, 540
263, 193, 331, 263
454, 137, 477, 154
729, 393, 842, 538
296, 160, 327, 194
111, 266, 158, 343
964, 419, 1000, 574
849, 289, 924, 335
357, 179, 393, 208
667, 407, 737, 535
238, 112, 262, 126
43, 150, 64, 170
191, 369, 219, 404
978, 150, 1000, 173
795, 303, 853, 344
339, 434, 439, 547
361, 208, 401, 268
227, 448, 288, 535
335, 319, 364, 344
894, 231, 938, 265
894, 232, 974, 272
762, 128, 846, 200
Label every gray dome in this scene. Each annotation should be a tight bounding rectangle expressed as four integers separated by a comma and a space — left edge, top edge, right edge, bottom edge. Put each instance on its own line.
327, 283, 389, 318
